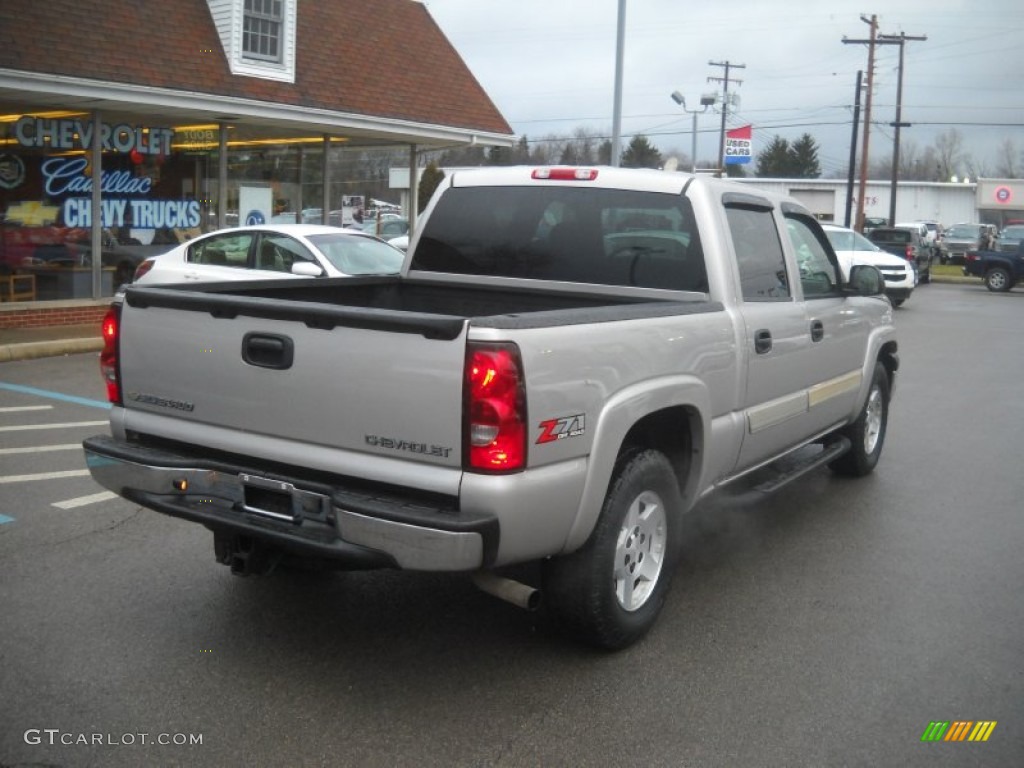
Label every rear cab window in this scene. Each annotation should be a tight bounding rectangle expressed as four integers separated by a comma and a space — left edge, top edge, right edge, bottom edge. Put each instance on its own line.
411, 186, 709, 293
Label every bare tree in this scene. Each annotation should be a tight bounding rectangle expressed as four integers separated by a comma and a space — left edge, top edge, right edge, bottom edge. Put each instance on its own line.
933, 128, 966, 181
994, 138, 1021, 178
965, 155, 991, 181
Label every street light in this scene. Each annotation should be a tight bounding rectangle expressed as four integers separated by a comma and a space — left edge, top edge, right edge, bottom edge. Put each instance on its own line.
670, 91, 718, 172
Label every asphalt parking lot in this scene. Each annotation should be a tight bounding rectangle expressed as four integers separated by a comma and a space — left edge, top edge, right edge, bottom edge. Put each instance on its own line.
0, 281, 1021, 767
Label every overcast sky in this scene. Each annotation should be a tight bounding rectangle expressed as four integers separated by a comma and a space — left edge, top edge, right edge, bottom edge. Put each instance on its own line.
424, 0, 1024, 177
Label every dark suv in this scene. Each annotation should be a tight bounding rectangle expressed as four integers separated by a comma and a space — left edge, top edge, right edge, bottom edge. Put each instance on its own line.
868, 226, 932, 283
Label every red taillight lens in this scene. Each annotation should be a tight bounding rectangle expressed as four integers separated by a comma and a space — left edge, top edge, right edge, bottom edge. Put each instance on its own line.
904, 245, 914, 261
99, 304, 121, 405
133, 259, 154, 281
465, 343, 526, 472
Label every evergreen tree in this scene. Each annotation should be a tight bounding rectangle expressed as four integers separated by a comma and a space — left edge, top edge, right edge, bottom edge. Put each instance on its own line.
790, 134, 821, 178
620, 135, 663, 169
756, 136, 792, 177
417, 161, 445, 213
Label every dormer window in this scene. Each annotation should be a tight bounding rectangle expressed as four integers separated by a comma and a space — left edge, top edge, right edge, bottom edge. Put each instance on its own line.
243, 0, 283, 62
208, 0, 296, 83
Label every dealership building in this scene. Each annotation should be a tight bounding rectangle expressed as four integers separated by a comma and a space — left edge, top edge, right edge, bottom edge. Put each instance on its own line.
0, 0, 513, 326
737, 177, 1024, 229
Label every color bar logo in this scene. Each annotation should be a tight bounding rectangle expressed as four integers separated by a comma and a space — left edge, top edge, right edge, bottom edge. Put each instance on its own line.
921, 721, 997, 742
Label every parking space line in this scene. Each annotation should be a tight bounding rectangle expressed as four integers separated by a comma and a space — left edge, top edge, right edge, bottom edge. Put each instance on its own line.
0, 405, 54, 413
0, 382, 111, 410
0, 443, 82, 456
0, 469, 92, 483
0, 421, 108, 433
52, 491, 118, 509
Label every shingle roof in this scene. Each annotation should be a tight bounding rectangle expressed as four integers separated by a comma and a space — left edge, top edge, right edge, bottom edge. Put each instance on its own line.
0, 0, 512, 138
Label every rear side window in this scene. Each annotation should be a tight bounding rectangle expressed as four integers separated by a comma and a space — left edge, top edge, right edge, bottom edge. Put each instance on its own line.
187, 233, 254, 268
411, 186, 708, 292
725, 205, 790, 301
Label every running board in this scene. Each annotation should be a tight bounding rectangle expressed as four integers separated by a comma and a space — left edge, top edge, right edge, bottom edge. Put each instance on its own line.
729, 437, 851, 501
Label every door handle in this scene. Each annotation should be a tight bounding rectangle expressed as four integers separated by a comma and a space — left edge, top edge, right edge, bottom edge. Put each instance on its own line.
810, 320, 824, 342
754, 329, 772, 354
242, 332, 294, 369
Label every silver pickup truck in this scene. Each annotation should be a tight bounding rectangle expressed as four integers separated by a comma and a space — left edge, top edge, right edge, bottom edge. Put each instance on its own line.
84, 167, 898, 649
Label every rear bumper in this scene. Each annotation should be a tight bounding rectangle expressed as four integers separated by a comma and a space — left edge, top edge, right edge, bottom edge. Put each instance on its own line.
83, 434, 495, 571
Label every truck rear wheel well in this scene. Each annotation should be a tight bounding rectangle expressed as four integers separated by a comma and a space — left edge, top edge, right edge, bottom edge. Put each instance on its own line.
619, 406, 698, 498
878, 341, 899, 386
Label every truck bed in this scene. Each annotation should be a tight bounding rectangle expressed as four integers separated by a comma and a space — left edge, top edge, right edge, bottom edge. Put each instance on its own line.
124, 276, 714, 338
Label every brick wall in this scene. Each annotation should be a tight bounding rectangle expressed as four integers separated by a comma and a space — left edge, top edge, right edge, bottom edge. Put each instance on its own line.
0, 302, 110, 329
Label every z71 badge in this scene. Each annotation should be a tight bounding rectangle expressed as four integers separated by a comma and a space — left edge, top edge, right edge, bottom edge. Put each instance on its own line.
536, 414, 586, 444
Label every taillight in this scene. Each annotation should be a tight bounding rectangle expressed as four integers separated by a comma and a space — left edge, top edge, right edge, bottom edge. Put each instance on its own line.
99, 304, 121, 405
465, 343, 526, 472
531, 167, 599, 181
133, 259, 155, 281
904, 245, 914, 261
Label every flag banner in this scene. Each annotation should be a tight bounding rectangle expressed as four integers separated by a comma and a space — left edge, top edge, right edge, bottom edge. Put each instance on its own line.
724, 124, 753, 165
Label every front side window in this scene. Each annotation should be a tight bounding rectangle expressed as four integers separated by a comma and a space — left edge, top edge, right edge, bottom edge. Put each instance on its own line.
243, 0, 283, 62
785, 216, 841, 297
255, 233, 315, 272
725, 205, 790, 301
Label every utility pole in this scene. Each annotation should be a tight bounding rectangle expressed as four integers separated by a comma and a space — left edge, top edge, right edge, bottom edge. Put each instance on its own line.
708, 60, 745, 178
881, 31, 927, 225
610, 0, 627, 167
844, 70, 863, 228
843, 15, 879, 232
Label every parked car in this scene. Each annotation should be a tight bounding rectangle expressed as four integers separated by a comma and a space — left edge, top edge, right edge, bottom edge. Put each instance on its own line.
387, 234, 409, 252
862, 216, 888, 235
897, 220, 944, 262
868, 226, 932, 283
943, 223, 990, 265
995, 224, 1024, 252
362, 217, 409, 239
132, 224, 405, 285
822, 223, 916, 307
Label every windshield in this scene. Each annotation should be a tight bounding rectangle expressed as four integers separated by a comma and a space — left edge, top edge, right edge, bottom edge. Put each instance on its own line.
947, 224, 981, 238
307, 234, 404, 275
999, 225, 1024, 239
826, 228, 880, 252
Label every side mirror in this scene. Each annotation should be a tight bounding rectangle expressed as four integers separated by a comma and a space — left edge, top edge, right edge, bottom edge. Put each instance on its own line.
290, 261, 324, 277
846, 264, 884, 296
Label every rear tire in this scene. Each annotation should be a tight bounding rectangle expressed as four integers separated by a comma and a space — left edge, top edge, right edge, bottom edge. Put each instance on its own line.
829, 364, 889, 477
543, 449, 682, 650
985, 267, 1012, 292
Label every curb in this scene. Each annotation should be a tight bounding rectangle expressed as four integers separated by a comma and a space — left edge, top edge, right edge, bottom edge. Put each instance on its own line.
0, 337, 103, 363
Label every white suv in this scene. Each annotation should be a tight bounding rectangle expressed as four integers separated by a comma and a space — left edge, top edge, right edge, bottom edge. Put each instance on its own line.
823, 223, 917, 307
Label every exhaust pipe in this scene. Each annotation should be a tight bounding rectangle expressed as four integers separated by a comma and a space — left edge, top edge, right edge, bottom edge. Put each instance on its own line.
472, 571, 541, 612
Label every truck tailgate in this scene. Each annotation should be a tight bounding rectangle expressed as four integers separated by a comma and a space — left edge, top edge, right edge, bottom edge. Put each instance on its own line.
117, 301, 468, 476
